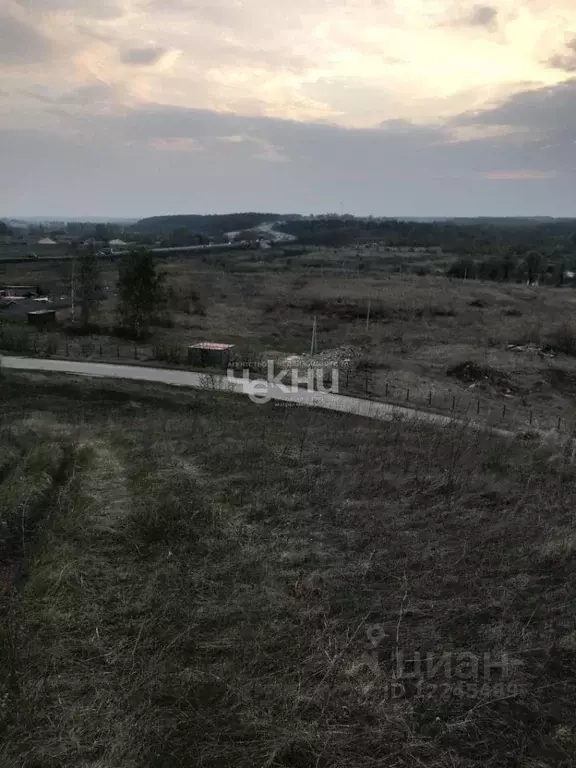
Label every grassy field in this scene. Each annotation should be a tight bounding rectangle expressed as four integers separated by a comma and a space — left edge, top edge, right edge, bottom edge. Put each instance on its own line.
2, 370, 576, 766
3, 246, 576, 432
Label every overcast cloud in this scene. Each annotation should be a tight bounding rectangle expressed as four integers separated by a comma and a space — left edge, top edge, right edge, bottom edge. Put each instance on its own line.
1, 0, 575, 216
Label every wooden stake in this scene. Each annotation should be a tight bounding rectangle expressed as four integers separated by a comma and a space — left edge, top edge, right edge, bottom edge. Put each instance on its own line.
71, 254, 76, 325
310, 316, 318, 355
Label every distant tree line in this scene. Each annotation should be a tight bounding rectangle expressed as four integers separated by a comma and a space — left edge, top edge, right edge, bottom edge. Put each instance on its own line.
132, 213, 289, 238
446, 252, 575, 285
278, 218, 576, 258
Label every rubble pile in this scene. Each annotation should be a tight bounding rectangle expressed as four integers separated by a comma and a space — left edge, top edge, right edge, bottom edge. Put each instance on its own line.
447, 360, 519, 394
507, 343, 556, 358
281, 345, 362, 370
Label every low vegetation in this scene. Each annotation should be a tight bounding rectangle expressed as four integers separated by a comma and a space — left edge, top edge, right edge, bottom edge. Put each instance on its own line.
2, 371, 576, 766
5, 248, 576, 432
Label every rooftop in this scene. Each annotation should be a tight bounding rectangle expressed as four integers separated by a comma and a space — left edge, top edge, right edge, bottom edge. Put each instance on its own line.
189, 342, 235, 351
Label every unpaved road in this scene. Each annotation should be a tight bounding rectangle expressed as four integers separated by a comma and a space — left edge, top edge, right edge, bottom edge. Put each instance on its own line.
225, 221, 297, 244
0, 356, 515, 438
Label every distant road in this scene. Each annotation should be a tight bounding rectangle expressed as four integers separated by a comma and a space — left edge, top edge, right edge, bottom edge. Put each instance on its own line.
0, 356, 513, 438
113, 242, 251, 257
255, 221, 298, 242
225, 221, 297, 244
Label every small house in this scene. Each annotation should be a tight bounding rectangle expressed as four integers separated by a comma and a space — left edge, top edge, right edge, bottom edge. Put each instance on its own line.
188, 342, 234, 368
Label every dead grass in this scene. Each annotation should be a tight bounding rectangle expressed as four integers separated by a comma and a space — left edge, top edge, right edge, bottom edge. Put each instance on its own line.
1, 372, 576, 766
4, 254, 576, 432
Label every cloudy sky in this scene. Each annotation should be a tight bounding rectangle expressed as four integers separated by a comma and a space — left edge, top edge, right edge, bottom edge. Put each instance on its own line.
1, 0, 575, 218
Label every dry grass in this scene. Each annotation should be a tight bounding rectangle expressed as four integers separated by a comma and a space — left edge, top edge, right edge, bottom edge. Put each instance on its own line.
4, 251, 576, 424
2, 371, 576, 766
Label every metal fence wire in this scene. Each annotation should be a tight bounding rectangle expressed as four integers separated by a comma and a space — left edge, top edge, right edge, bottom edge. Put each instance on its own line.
0, 326, 572, 435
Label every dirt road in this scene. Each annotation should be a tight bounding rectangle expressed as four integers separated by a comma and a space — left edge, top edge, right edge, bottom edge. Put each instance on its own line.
1, 355, 516, 437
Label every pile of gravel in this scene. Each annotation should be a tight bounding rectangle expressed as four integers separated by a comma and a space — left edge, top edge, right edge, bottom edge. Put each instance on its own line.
281, 345, 361, 370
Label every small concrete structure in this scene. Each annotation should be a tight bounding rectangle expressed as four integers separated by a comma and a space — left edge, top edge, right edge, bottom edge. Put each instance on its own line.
28, 309, 56, 327
188, 342, 234, 368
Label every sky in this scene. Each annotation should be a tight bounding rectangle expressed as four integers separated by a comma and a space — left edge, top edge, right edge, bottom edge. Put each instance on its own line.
1, 0, 576, 218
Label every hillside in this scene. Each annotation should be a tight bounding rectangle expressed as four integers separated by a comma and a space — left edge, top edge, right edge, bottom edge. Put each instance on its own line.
279, 217, 576, 255
133, 212, 286, 237
2, 371, 576, 767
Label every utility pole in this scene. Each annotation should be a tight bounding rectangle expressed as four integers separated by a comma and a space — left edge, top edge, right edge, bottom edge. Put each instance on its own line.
310, 316, 318, 355
366, 300, 371, 331
71, 251, 77, 324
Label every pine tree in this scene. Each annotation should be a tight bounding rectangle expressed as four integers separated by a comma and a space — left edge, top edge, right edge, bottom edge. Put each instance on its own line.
117, 250, 165, 339
77, 245, 101, 328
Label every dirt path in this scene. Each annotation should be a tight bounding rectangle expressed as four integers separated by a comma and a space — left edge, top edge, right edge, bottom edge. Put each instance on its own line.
81, 438, 132, 533
1, 355, 518, 438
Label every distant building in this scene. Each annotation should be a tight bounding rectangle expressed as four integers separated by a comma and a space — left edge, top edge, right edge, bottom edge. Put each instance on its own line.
0, 298, 44, 320
28, 309, 56, 327
37, 237, 57, 245
109, 238, 128, 247
82, 238, 107, 249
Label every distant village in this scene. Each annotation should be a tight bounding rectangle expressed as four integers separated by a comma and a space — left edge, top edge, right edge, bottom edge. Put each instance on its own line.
0, 219, 276, 262
0, 218, 283, 329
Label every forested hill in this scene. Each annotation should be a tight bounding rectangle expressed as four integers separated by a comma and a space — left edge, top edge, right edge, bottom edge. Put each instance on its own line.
133, 213, 287, 236
279, 217, 576, 256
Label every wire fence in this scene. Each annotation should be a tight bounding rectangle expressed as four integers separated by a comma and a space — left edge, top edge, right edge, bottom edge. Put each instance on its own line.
0, 324, 572, 435
339, 367, 565, 434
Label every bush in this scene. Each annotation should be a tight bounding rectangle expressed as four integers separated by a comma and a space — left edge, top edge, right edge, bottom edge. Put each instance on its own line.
152, 343, 183, 365
546, 323, 576, 356
63, 322, 106, 337
0, 325, 35, 354
44, 337, 60, 357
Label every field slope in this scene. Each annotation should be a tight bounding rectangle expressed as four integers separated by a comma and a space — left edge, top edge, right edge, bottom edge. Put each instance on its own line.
1, 371, 576, 767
